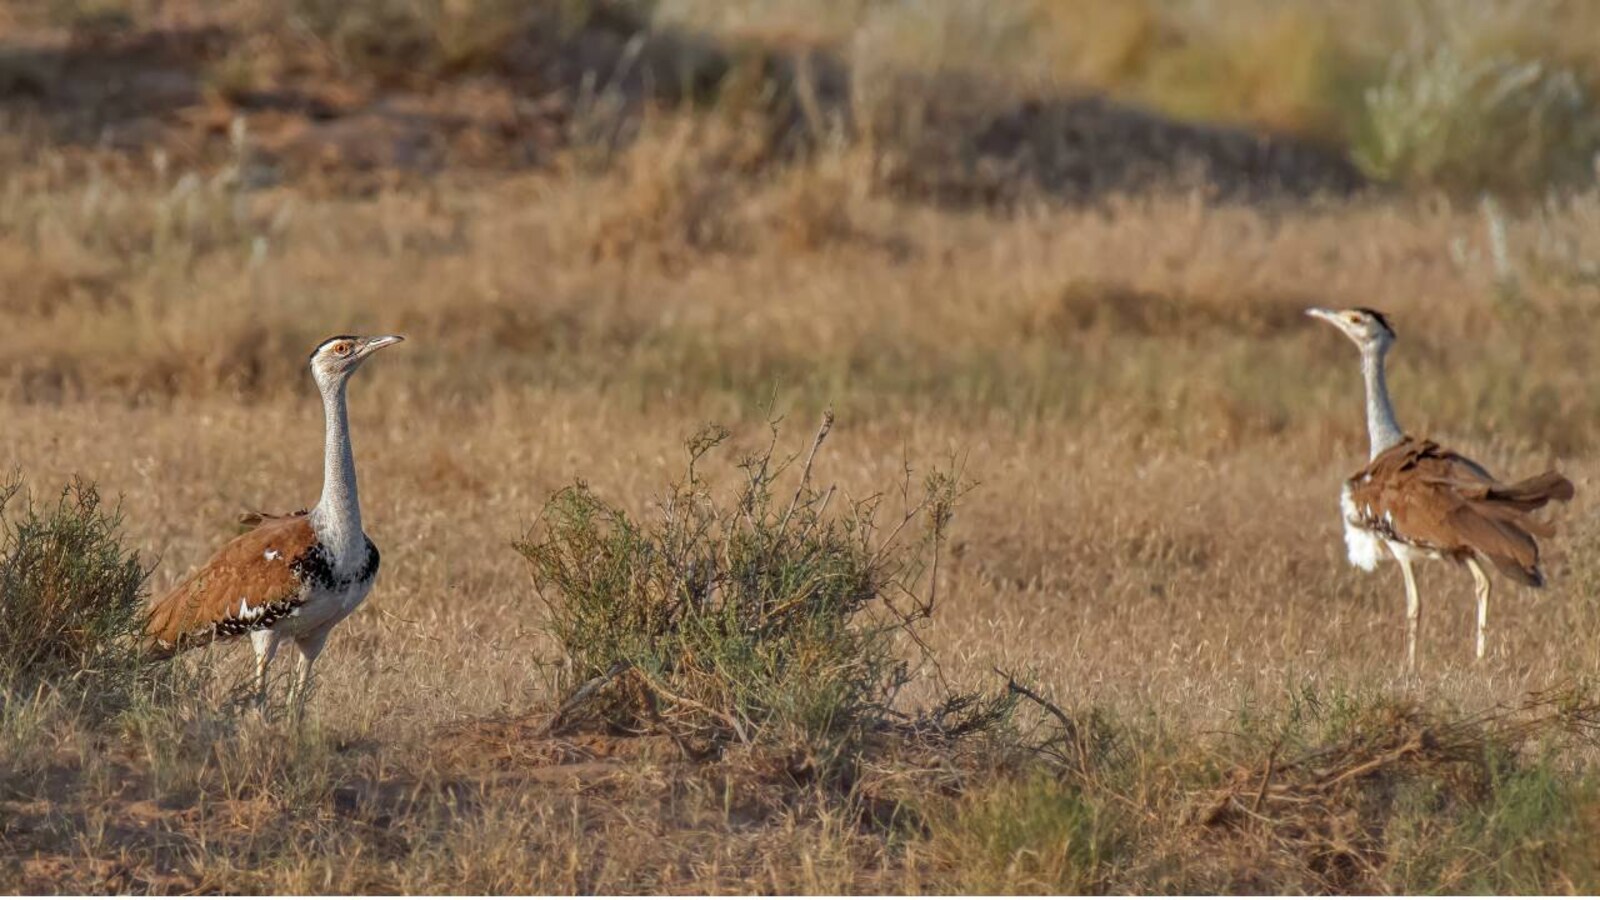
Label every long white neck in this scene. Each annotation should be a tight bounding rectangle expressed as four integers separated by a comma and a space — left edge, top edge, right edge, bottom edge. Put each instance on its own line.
1360, 347, 1404, 459
311, 378, 364, 560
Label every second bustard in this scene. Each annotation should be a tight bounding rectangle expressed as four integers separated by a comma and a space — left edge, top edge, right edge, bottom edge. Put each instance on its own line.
1309, 307, 1573, 671
147, 334, 404, 702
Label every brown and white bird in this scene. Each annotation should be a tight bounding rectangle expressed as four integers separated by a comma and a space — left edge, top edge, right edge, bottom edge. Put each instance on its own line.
146, 334, 404, 703
1309, 307, 1573, 671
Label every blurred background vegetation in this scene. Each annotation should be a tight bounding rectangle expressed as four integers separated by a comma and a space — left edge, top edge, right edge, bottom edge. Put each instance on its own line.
658, 0, 1600, 196
17, 0, 1600, 196
6, 0, 1600, 436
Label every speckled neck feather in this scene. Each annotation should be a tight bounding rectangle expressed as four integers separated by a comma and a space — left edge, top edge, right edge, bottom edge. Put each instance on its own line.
311, 377, 365, 568
1361, 345, 1404, 459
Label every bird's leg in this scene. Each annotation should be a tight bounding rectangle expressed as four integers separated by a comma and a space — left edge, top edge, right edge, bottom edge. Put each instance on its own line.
288, 631, 330, 712
1466, 556, 1491, 661
249, 630, 281, 708
1389, 543, 1422, 673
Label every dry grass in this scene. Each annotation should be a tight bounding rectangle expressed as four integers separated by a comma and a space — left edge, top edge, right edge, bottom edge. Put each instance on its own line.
6, 0, 1600, 893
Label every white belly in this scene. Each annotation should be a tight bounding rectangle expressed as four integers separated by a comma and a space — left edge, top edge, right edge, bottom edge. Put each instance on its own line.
280, 579, 375, 636
1339, 484, 1382, 571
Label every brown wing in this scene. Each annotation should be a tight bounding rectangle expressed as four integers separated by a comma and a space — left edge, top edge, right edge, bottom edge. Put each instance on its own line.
1347, 437, 1574, 586
146, 515, 320, 654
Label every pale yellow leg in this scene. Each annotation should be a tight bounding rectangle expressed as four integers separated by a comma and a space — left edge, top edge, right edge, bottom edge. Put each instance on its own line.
250, 631, 281, 707
1389, 543, 1422, 673
287, 655, 313, 709
1466, 556, 1491, 661
288, 631, 329, 710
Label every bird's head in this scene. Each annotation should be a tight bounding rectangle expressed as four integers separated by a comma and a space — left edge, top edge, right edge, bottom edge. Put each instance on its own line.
309, 334, 404, 389
1306, 307, 1395, 356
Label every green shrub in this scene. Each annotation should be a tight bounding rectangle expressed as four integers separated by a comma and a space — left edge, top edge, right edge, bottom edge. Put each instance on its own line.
0, 474, 149, 702
517, 413, 966, 768
1350, 46, 1600, 195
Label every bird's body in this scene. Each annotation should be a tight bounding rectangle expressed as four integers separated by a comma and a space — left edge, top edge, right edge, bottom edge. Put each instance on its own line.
146, 513, 380, 651
145, 334, 403, 703
1339, 437, 1570, 584
1308, 307, 1572, 670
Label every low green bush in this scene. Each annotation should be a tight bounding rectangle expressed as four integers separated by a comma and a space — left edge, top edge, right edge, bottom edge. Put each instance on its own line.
0, 474, 149, 708
518, 413, 969, 768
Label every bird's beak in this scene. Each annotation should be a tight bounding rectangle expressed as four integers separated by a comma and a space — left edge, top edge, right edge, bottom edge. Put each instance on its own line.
1306, 307, 1356, 337
360, 335, 405, 356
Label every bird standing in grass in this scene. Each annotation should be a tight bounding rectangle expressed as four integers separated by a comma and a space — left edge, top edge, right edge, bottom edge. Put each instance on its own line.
1308, 307, 1573, 671
146, 334, 404, 704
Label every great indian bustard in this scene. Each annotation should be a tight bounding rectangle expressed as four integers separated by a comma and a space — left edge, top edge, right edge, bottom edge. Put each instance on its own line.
1308, 307, 1573, 671
146, 334, 404, 703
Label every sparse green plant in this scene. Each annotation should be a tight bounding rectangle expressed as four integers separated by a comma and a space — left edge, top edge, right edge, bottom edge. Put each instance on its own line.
922, 774, 1123, 893
1386, 754, 1600, 893
0, 684, 68, 786
518, 412, 970, 768
0, 473, 149, 706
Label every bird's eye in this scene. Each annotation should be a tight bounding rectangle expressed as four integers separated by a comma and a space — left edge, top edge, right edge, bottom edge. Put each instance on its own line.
334, 342, 352, 356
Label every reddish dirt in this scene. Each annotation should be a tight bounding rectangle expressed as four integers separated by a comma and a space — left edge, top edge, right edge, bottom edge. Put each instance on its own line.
433, 712, 683, 774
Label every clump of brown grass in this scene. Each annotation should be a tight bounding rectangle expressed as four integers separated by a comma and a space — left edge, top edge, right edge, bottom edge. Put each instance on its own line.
583, 119, 752, 266
288, 0, 533, 83
1189, 684, 1600, 892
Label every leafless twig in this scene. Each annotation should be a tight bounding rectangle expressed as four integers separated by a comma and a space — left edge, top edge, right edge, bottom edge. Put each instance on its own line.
543, 660, 631, 735
779, 409, 833, 534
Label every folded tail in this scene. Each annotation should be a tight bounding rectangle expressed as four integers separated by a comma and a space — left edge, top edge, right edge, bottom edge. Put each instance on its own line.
1483, 471, 1575, 512
1456, 470, 1575, 587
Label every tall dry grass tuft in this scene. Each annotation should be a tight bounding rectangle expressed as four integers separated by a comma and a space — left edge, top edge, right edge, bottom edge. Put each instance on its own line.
288, 0, 544, 83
